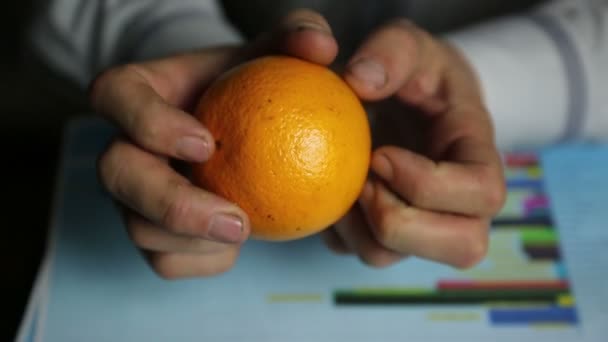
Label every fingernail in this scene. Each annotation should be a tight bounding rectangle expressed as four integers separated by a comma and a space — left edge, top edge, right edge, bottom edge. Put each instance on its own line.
372, 154, 393, 181
208, 213, 243, 243
347, 58, 387, 90
176, 136, 211, 162
289, 20, 332, 34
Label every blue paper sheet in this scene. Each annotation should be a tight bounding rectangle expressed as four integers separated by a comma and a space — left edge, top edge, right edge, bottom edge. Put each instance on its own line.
18, 117, 608, 341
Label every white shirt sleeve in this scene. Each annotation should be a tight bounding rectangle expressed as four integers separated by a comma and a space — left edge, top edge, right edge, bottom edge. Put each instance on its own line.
29, 0, 243, 88
445, 0, 608, 150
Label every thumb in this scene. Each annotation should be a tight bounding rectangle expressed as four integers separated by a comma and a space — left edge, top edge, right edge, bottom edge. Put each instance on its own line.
248, 9, 338, 66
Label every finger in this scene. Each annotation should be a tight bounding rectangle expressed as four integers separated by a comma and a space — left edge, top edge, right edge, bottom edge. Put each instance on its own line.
98, 139, 250, 242
249, 8, 338, 66
145, 249, 240, 279
126, 212, 235, 254
321, 226, 352, 255
359, 180, 489, 269
344, 19, 442, 101
90, 52, 235, 162
370, 142, 506, 217
334, 203, 404, 268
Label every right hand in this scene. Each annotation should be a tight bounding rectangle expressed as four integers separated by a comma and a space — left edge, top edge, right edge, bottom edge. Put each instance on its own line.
91, 10, 338, 279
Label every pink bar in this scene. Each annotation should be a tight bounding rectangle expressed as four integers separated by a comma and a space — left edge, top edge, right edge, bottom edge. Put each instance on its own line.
524, 195, 550, 213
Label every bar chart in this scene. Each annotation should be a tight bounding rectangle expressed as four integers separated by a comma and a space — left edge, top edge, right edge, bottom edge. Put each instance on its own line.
332, 153, 579, 327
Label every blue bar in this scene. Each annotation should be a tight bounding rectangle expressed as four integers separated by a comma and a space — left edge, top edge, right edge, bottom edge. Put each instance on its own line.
506, 179, 545, 189
489, 307, 578, 325
555, 262, 569, 278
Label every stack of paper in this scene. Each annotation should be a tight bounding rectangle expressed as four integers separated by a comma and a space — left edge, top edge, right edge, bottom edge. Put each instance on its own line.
16, 117, 608, 341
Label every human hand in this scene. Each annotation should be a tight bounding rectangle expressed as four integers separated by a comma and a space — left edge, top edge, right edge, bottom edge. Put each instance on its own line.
91, 10, 338, 279
322, 19, 506, 269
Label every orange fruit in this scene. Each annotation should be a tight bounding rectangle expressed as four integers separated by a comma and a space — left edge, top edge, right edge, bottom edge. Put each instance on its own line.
192, 56, 371, 241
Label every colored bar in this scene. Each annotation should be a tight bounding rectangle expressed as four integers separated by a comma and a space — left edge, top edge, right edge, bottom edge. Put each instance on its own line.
554, 263, 569, 279
523, 245, 561, 260
267, 293, 323, 303
349, 288, 434, 296
521, 229, 557, 246
557, 294, 575, 307
427, 312, 481, 322
334, 289, 568, 305
505, 154, 538, 167
506, 179, 544, 189
460, 262, 557, 280
505, 166, 543, 179
524, 195, 549, 212
495, 224, 553, 231
526, 207, 551, 217
489, 307, 578, 325
492, 216, 553, 226
437, 280, 569, 291
526, 166, 543, 178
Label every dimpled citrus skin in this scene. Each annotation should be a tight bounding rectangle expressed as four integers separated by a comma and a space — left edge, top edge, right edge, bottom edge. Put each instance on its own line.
193, 56, 371, 241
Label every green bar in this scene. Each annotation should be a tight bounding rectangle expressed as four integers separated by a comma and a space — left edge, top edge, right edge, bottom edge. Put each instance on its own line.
344, 288, 435, 296
334, 289, 569, 305
335, 288, 567, 300
521, 229, 557, 246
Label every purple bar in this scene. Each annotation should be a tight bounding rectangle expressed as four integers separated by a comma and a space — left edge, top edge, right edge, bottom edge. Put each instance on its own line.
524, 195, 550, 215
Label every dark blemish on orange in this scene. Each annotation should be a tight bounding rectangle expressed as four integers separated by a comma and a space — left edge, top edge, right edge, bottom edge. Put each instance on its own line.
267, 98, 272, 103
216, 140, 222, 150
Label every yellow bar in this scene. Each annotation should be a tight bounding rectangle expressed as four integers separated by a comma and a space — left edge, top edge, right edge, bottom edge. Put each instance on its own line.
530, 322, 574, 330
427, 312, 481, 322
558, 294, 575, 307
267, 293, 323, 303
527, 166, 543, 178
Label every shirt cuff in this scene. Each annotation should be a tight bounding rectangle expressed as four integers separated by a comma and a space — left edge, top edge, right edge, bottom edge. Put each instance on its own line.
444, 15, 571, 151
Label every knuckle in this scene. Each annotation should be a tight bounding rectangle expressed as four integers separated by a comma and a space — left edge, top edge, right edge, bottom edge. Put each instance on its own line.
160, 179, 194, 233
97, 140, 129, 195
384, 18, 422, 47
88, 67, 119, 108
210, 249, 240, 275
452, 222, 489, 269
130, 101, 165, 143
285, 8, 327, 25
372, 207, 402, 246
126, 217, 153, 250
88, 64, 139, 110
359, 245, 399, 268
407, 176, 433, 207
476, 166, 507, 215
149, 253, 181, 280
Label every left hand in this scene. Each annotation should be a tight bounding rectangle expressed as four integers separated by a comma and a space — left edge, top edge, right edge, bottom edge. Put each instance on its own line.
322, 19, 506, 269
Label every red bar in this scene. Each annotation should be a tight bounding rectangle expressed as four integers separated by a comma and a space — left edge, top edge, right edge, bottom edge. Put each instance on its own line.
505, 154, 538, 167
438, 280, 569, 291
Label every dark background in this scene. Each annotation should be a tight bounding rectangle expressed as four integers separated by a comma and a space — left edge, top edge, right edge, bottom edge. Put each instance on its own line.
0, 2, 86, 340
